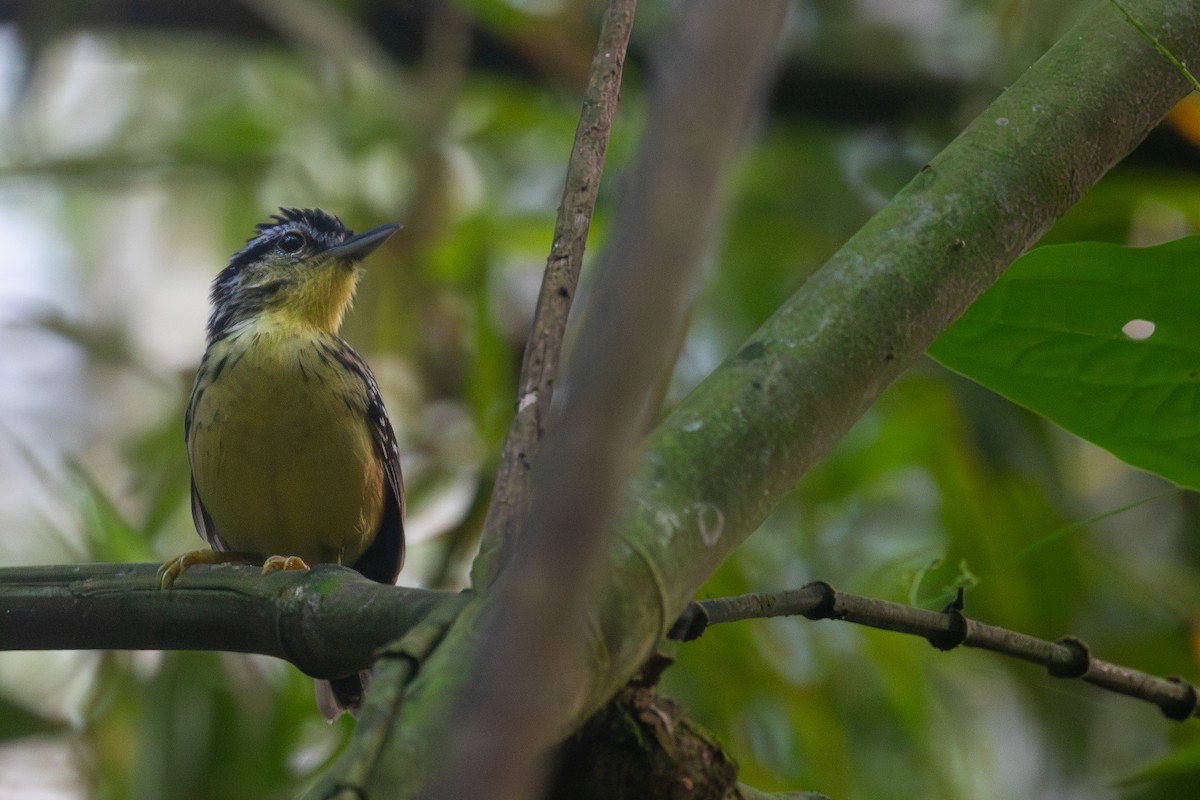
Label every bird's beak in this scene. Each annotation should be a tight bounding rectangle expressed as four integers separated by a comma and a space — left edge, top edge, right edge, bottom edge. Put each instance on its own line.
325, 223, 400, 260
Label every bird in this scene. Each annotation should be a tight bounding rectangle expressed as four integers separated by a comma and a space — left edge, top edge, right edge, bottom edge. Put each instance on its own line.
158, 207, 405, 719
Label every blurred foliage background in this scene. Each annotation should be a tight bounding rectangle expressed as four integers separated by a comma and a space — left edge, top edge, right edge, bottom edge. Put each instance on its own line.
0, 0, 1198, 798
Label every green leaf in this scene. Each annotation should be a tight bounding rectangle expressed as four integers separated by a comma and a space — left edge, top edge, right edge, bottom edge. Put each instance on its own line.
67, 460, 155, 563
929, 236, 1200, 490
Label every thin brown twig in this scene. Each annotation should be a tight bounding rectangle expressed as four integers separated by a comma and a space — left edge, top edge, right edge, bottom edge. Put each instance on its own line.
472, 0, 637, 586
672, 583, 1200, 722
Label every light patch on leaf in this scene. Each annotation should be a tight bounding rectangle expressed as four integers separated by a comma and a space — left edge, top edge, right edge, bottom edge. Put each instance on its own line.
1121, 319, 1155, 340
693, 502, 725, 546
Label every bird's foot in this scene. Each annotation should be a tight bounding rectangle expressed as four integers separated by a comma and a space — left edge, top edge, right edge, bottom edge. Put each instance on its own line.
157, 549, 261, 589
261, 555, 311, 575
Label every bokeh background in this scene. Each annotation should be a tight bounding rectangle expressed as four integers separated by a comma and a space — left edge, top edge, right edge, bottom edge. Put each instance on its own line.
1, 1, 1199, 798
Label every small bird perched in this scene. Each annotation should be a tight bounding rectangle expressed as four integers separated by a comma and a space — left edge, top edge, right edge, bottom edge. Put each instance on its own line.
158, 208, 405, 719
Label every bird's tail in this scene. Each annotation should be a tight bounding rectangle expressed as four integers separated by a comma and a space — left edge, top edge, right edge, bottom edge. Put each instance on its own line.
315, 670, 371, 722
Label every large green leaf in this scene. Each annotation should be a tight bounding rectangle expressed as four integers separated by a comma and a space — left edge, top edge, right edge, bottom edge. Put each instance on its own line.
929, 236, 1200, 489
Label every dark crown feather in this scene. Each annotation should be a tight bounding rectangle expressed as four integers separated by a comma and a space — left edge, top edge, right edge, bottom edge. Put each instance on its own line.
254, 207, 349, 240
230, 208, 352, 267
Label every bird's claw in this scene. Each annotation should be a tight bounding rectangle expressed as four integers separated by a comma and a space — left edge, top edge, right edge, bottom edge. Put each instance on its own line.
157, 550, 265, 589
261, 555, 311, 575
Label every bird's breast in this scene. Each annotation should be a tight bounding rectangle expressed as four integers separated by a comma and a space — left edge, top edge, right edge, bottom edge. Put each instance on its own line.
188, 326, 384, 565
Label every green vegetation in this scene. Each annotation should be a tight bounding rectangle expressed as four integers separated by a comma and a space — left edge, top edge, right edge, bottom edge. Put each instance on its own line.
0, 1, 1198, 798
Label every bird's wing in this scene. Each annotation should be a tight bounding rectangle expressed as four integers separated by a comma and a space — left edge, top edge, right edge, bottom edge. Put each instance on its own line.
185, 364, 234, 554
347, 352, 406, 585
189, 475, 234, 553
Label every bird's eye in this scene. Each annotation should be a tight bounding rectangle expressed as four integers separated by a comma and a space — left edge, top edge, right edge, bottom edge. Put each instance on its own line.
278, 231, 306, 253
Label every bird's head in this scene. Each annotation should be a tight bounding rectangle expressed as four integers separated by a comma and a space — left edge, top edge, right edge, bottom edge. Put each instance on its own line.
207, 208, 398, 340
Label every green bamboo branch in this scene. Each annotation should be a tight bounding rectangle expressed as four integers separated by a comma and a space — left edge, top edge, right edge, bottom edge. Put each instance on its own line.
1110, 0, 1200, 90
0, 563, 457, 679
